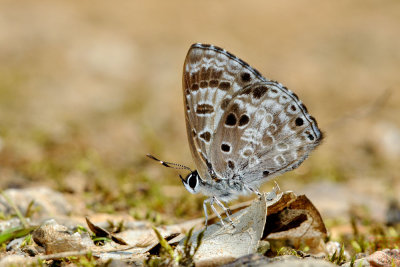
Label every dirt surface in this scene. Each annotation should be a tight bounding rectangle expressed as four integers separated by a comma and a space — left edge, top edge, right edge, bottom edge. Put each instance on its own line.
0, 0, 400, 266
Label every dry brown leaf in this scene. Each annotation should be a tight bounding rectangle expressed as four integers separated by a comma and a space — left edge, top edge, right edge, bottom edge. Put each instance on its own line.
86, 217, 128, 245
176, 194, 268, 266
263, 192, 327, 252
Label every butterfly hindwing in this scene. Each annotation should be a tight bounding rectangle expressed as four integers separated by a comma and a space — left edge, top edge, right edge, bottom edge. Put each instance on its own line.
209, 81, 322, 187
183, 43, 322, 186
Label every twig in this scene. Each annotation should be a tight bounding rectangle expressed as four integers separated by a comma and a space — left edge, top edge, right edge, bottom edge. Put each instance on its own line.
35, 244, 142, 261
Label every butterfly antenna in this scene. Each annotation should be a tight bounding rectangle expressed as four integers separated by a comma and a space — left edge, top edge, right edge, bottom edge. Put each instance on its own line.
146, 154, 192, 172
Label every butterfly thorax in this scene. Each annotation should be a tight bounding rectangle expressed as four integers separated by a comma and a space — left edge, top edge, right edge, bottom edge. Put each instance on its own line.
182, 170, 251, 202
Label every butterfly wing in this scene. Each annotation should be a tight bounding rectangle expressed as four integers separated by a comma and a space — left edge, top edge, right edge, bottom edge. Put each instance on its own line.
209, 80, 323, 188
183, 43, 266, 180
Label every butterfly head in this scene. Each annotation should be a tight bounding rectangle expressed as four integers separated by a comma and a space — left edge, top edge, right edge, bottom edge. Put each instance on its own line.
180, 170, 202, 194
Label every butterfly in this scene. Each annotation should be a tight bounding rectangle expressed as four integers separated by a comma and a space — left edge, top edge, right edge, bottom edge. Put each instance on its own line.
149, 43, 323, 227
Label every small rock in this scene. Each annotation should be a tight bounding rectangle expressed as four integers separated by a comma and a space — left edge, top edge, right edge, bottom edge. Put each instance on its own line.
343, 249, 400, 267
6, 237, 25, 252
223, 254, 336, 267
32, 219, 93, 254
367, 249, 400, 267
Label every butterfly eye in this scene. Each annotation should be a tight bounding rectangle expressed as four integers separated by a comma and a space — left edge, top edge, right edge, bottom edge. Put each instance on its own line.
188, 175, 197, 189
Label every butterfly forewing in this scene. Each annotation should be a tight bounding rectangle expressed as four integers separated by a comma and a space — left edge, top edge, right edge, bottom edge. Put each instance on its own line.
182, 44, 266, 181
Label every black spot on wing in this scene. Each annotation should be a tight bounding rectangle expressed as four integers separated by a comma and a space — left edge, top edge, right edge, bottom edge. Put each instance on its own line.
295, 117, 304, 126
218, 82, 231, 91
199, 81, 208, 88
253, 86, 267, 99
209, 80, 218, 87
228, 161, 235, 169
191, 84, 199, 91
238, 114, 249, 126
199, 131, 211, 142
221, 144, 231, 152
241, 72, 251, 82
221, 98, 231, 110
225, 113, 237, 126
196, 104, 214, 114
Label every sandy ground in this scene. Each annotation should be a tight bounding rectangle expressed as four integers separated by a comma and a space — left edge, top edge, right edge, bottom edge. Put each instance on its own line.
0, 0, 400, 220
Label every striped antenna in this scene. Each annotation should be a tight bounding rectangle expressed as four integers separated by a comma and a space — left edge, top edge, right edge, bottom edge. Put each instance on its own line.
146, 154, 192, 172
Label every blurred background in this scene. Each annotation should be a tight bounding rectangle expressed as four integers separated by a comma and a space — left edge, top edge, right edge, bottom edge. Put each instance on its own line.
0, 0, 399, 223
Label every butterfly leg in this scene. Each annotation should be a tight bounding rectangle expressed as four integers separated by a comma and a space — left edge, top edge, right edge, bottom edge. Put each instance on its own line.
266, 181, 281, 201
203, 199, 209, 228
244, 184, 263, 200
209, 197, 226, 227
213, 197, 235, 228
